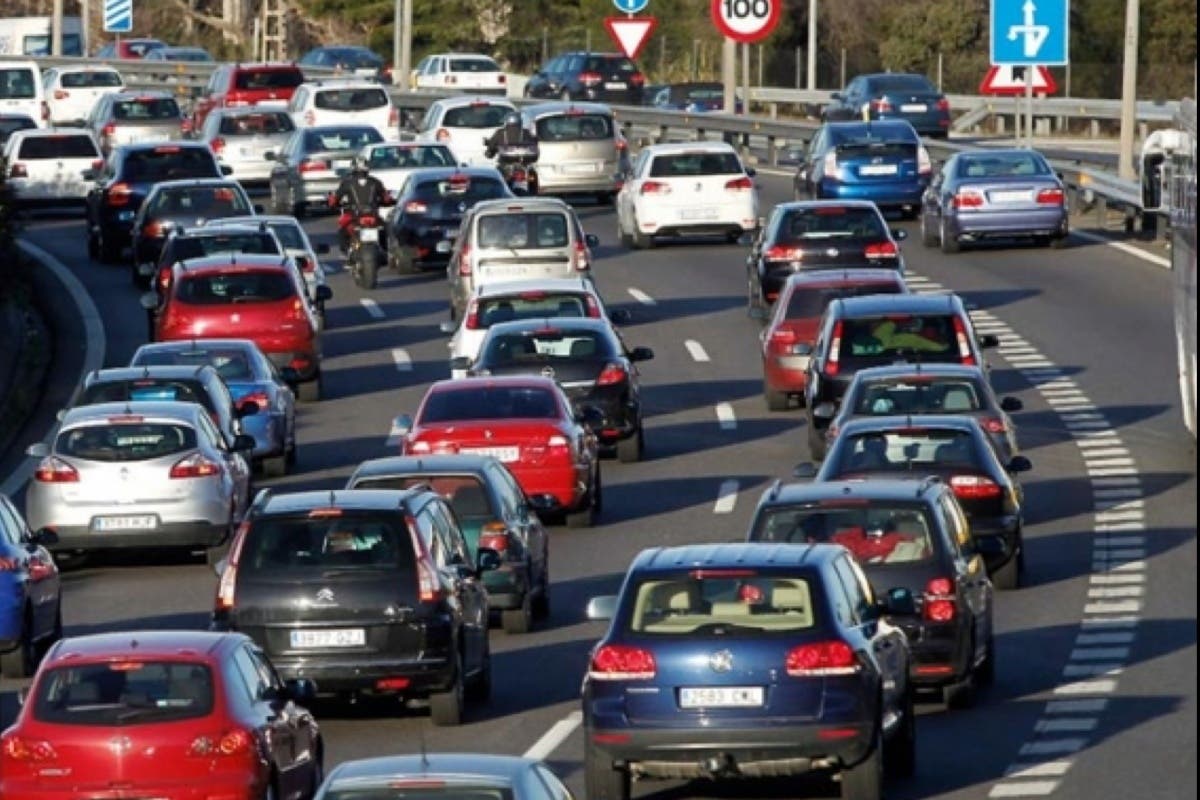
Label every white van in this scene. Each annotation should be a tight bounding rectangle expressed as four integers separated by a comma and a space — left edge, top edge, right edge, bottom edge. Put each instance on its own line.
0, 60, 46, 127
0, 16, 84, 57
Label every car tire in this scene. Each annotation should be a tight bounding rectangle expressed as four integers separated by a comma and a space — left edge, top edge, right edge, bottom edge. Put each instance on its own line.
566, 468, 600, 528
943, 673, 975, 710
939, 218, 961, 254
533, 561, 551, 619
884, 687, 917, 778
466, 642, 492, 702
0, 612, 36, 679
840, 731, 883, 800
977, 632, 996, 687
1050, 233, 1068, 249
501, 592, 533, 634
296, 374, 322, 403
262, 453, 287, 478
585, 748, 631, 800
87, 230, 99, 260
99, 232, 122, 265
616, 427, 643, 463
429, 654, 465, 726
920, 212, 939, 247
765, 382, 789, 412
630, 215, 654, 250
991, 553, 1020, 590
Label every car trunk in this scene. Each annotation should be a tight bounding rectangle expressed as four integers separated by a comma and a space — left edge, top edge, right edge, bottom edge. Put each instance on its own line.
58, 450, 195, 508
963, 175, 1063, 213
835, 141, 919, 185
482, 360, 601, 401
413, 420, 569, 468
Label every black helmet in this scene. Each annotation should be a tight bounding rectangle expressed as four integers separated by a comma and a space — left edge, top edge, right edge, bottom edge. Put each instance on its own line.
503, 112, 521, 128
351, 156, 369, 174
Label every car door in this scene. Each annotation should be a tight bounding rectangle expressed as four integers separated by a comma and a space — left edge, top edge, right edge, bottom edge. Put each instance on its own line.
230, 645, 299, 796
197, 410, 249, 517
4, 496, 59, 635
490, 462, 546, 588
431, 500, 489, 670
250, 645, 319, 795
939, 492, 992, 650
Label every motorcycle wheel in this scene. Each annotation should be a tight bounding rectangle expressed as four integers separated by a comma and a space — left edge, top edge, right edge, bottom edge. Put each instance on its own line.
356, 244, 379, 290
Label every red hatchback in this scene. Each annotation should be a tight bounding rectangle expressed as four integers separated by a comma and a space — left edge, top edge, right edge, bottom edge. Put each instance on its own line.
395, 376, 603, 527
142, 254, 329, 402
0, 630, 323, 800
761, 268, 908, 411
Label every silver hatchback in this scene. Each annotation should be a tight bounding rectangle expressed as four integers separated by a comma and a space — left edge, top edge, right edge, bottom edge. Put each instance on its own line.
199, 107, 296, 185
24, 401, 255, 559
85, 90, 187, 156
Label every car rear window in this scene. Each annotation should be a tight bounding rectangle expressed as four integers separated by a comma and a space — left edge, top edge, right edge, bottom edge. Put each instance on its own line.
477, 213, 568, 249
149, 185, 251, 217
411, 176, 507, 202
784, 282, 902, 318
585, 56, 637, 74
422, 386, 559, 422
57, 422, 198, 462
478, 294, 586, 326
957, 153, 1051, 178
781, 206, 887, 240
264, 222, 306, 250
61, 70, 123, 88
753, 502, 936, 565
869, 74, 936, 93
33, 661, 214, 726
352, 475, 496, 520
837, 314, 958, 366
834, 429, 982, 474
440, 104, 510, 128
324, 789, 512, 800
535, 113, 612, 141
314, 88, 389, 111
122, 148, 219, 181
78, 379, 213, 410
629, 574, 817, 634
177, 271, 295, 305
367, 144, 454, 169
113, 97, 181, 121
450, 57, 501, 73
302, 128, 383, 153
649, 152, 742, 177
169, 232, 280, 262
134, 348, 256, 381
218, 111, 293, 136
0, 68, 37, 99
233, 69, 303, 91
484, 329, 615, 364
17, 134, 99, 159
683, 85, 723, 101
854, 378, 984, 415
241, 514, 415, 573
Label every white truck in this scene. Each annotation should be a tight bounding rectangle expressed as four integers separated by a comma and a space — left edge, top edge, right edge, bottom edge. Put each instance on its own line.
0, 16, 84, 57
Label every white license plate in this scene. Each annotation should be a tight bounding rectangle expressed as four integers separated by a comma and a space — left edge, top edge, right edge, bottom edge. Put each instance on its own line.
461, 446, 519, 462
680, 207, 719, 221
989, 190, 1032, 203
141, 132, 169, 143
92, 515, 157, 531
290, 628, 366, 648
679, 686, 764, 709
358, 227, 380, 243
436, 240, 452, 253
859, 164, 899, 176
565, 162, 599, 174
900, 103, 928, 113
604, 82, 627, 90
333, 159, 352, 171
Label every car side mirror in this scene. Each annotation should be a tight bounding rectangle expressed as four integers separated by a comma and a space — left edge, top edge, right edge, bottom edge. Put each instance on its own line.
812, 401, 836, 419
1000, 396, 1023, 412
585, 233, 600, 248
882, 586, 916, 616
283, 677, 317, 705
392, 414, 413, 435
449, 356, 472, 371
475, 546, 502, 574
237, 399, 261, 418
294, 255, 311, 273
1006, 455, 1033, 473
891, 228, 908, 241
609, 308, 631, 324
586, 594, 618, 621
220, 165, 234, 176
978, 333, 1000, 349
31, 527, 59, 547
793, 462, 818, 479
628, 346, 654, 363
139, 291, 160, 311
263, 151, 276, 161
439, 320, 458, 334
315, 242, 331, 254
314, 285, 333, 302
232, 434, 257, 452
26, 442, 49, 458
252, 203, 265, 214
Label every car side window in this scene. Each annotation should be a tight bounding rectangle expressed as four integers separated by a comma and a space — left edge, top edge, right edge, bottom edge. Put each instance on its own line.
0, 499, 21, 545
231, 645, 268, 702
247, 647, 284, 696
417, 505, 453, 568
433, 500, 472, 566
833, 556, 873, 623
487, 465, 521, 519
195, 411, 227, 449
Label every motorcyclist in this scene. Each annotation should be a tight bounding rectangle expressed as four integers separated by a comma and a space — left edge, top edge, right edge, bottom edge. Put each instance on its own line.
331, 156, 388, 252
484, 112, 538, 160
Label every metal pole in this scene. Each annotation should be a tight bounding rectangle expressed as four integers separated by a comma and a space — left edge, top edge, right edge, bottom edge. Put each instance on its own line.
80, 0, 90, 56
660, 36, 666, 77
542, 27, 549, 64
840, 48, 846, 88
722, 36, 736, 114
806, 0, 817, 90
741, 41, 750, 116
937, 52, 943, 91
795, 46, 801, 88
393, 0, 401, 82
1065, 62, 1071, 97
400, 0, 413, 91
692, 39, 700, 81
51, 0, 64, 56
758, 44, 763, 87
1024, 67, 1034, 147
586, 28, 591, 53
1117, 0, 1140, 179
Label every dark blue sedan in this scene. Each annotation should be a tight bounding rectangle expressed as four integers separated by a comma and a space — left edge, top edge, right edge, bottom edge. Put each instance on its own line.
824, 73, 951, 138
0, 494, 62, 678
582, 542, 915, 800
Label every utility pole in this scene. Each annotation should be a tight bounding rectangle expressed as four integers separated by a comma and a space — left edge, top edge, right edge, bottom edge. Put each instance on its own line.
741, 42, 750, 116
81, 0, 90, 56
51, 0, 63, 56
400, 0, 413, 90
806, 0, 817, 90
1117, 0, 1139, 179
722, 36, 736, 114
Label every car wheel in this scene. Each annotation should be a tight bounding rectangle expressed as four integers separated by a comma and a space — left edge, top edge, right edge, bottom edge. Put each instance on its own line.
884, 686, 917, 778
920, 212, 939, 247
466, 641, 492, 702
991, 553, 1020, 590
765, 381, 789, 412
630, 215, 654, 249
262, 453, 287, 478
0, 611, 36, 679
566, 468, 600, 528
943, 672, 975, 710
840, 730, 883, 800
616, 428, 643, 463
939, 217, 961, 254
585, 747, 631, 800
977, 631, 996, 687
501, 591, 533, 634
428, 653, 465, 726
726, 229, 744, 244
807, 419, 827, 461
296, 373, 322, 403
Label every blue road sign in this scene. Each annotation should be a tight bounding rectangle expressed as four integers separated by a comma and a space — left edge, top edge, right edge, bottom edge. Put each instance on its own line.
990, 0, 1069, 66
613, 0, 650, 14
104, 0, 133, 33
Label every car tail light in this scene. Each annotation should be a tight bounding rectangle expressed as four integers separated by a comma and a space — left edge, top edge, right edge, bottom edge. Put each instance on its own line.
952, 315, 976, 366
982, 417, 1006, 434
188, 729, 253, 758
404, 200, 428, 214
823, 149, 843, 180
597, 362, 628, 386
156, 267, 172, 292
375, 677, 411, 691
457, 243, 472, 276
918, 145, 932, 176
2, 734, 57, 763
34, 456, 78, 483
463, 298, 481, 329
299, 159, 328, 173
407, 514, 443, 603
359, 214, 378, 227
304, 110, 316, 126
546, 434, 571, 455
725, 176, 754, 191
388, 106, 400, 127
639, 180, 671, 195
478, 521, 510, 554
768, 326, 797, 352
209, 137, 225, 155
215, 522, 248, 611
923, 577, 957, 622
105, 181, 133, 206
435, 127, 451, 143
615, 137, 627, 151
585, 295, 602, 318
826, 320, 844, 376
589, 644, 656, 680
763, 245, 802, 262
936, 97, 951, 111
142, 220, 164, 239
8, 163, 26, 178
1036, 187, 1065, 205
169, 453, 220, 479
869, 97, 893, 113
41, 101, 50, 121
953, 189, 985, 208
53, 89, 69, 100
407, 440, 431, 454
295, 255, 315, 273
573, 239, 590, 272
949, 474, 1003, 499
785, 641, 860, 676
630, 73, 646, 87
240, 391, 270, 410
578, 71, 603, 87
864, 241, 898, 259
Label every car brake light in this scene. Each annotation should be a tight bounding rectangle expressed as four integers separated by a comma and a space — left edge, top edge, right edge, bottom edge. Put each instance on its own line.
478, 521, 509, 554
597, 363, 627, 385
630, 72, 645, 87
240, 391, 270, 410
457, 243, 472, 276
101, 122, 117, 140
169, 453, 220, 479
982, 417, 1006, 434
188, 729, 253, 758
106, 181, 133, 206
725, 176, 753, 191
289, 298, 309, 323
936, 97, 951, 111
1036, 187, 1065, 205
768, 327, 797, 351
918, 145, 932, 176
2, 734, 58, 763
180, 118, 193, 135
142, 220, 164, 238
209, 137, 225, 155
864, 241, 898, 258
407, 514, 443, 603
949, 474, 1002, 499
573, 239, 590, 272
869, 98, 893, 113
579, 71, 603, 87
8, 163, 27, 178
585, 295, 602, 318
157, 267, 171, 292
359, 214, 378, 226
923, 577, 956, 622
826, 320, 844, 376
34, 456, 78, 483
823, 149, 843, 180
215, 521, 248, 611
952, 315, 975, 366
299, 159, 328, 173
763, 245, 802, 262
785, 641, 860, 676
953, 189, 984, 208
462, 299, 481, 330
589, 644, 656, 680
388, 106, 399, 127
435, 127, 451, 143
639, 180, 671, 195
405, 200, 427, 215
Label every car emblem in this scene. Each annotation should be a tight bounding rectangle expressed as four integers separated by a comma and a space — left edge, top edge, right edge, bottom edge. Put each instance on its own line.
315, 587, 335, 603
108, 735, 133, 755
872, 155, 884, 164
119, 466, 130, 481
825, 248, 839, 258
484, 429, 493, 440
709, 649, 734, 673
457, 201, 466, 213
541, 366, 555, 378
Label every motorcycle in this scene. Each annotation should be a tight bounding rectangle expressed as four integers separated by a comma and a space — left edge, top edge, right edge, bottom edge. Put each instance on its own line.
330, 194, 393, 290
485, 138, 540, 196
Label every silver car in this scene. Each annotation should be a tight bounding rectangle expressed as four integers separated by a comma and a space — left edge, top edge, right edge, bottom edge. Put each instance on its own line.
24, 401, 254, 561
198, 107, 296, 185
266, 124, 384, 216
85, 90, 187, 156
130, 340, 298, 477
217, 214, 331, 319
521, 102, 628, 200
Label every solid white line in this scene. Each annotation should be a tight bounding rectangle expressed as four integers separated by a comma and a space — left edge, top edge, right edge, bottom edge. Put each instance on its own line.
715, 402, 737, 431
989, 782, 1060, 797
360, 298, 385, 319
685, 340, 710, 362
627, 287, 656, 306
523, 711, 583, 761
713, 480, 739, 514
1053, 678, 1118, 695
1069, 646, 1132, 661
1046, 699, 1109, 714
1073, 229, 1172, 268
1005, 761, 1074, 778
1036, 718, 1100, 733
1019, 739, 1087, 756
391, 348, 413, 371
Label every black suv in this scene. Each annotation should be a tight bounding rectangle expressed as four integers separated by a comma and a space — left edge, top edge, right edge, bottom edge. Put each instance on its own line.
803, 292, 998, 459
211, 488, 501, 725
524, 51, 645, 105
84, 142, 229, 264
748, 478, 995, 708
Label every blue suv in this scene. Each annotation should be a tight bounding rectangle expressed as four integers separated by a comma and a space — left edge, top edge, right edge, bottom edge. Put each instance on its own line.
582, 542, 916, 800
0, 494, 62, 678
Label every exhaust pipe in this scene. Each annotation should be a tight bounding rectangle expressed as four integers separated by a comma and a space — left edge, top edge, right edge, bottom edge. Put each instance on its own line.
701, 754, 736, 778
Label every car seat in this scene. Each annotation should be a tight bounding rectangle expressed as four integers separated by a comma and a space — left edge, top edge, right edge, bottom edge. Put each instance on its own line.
933, 437, 973, 465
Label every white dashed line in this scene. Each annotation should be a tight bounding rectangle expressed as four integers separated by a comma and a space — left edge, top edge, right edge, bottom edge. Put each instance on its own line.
1054, 678, 1118, 695
1069, 646, 1133, 660
1084, 600, 1143, 615
522, 711, 582, 761
391, 348, 412, 371
715, 402, 737, 431
990, 781, 1061, 797
1076, 630, 1137, 644
1062, 663, 1124, 678
360, 298, 384, 319
713, 480, 739, 514
1046, 699, 1109, 714
1005, 761, 1075, 778
685, 340, 710, 362
627, 287, 656, 305
1036, 718, 1100, 733
1019, 739, 1088, 757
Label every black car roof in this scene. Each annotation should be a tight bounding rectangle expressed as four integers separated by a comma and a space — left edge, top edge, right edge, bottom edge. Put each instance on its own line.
258, 488, 428, 515
831, 292, 963, 316
760, 477, 946, 506
409, 166, 503, 184
349, 455, 496, 480
630, 542, 841, 574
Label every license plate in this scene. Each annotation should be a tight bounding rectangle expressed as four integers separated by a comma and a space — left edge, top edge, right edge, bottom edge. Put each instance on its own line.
990, 190, 1032, 203
461, 446, 519, 462
92, 515, 158, 531
681, 207, 719, 220
436, 240, 453, 253
679, 686, 764, 709
444, 229, 458, 240
333, 159, 352, 171
141, 132, 169, 143
565, 162, 599, 174
605, 82, 627, 90
359, 227, 379, 242
289, 628, 366, 648
900, 103, 927, 113
859, 164, 898, 176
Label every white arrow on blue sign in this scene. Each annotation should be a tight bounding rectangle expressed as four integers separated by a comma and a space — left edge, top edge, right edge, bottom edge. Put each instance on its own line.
613, 0, 650, 14
104, 0, 133, 33
990, 0, 1068, 66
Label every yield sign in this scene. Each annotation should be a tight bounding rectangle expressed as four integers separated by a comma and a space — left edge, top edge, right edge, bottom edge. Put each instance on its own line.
604, 16, 658, 61
980, 64, 1058, 95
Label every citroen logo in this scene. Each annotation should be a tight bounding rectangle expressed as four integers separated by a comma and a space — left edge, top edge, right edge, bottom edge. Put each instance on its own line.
541, 366, 555, 378
315, 587, 335, 603
709, 649, 734, 673
825, 248, 840, 258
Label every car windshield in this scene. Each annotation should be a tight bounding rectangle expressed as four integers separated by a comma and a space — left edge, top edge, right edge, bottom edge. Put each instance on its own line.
324, 789, 512, 800
852, 378, 984, 415
957, 153, 1051, 178
134, 348, 257, 381
150, 186, 251, 217
869, 75, 935, 93
478, 294, 587, 327
411, 176, 507, 202
440, 104, 511, 128
33, 661, 214, 726
837, 315, 958, 366
218, 112, 293, 136
0, 68, 37, 99
234, 69, 303, 90
113, 97, 180, 121
123, 148, 217, 181
422, 386, 559, 422
367, 145, 454, 170
353, 475, 496, 521
781, 206, 887, 240
682, 84, 723, 101
629, 574, 818, 634
17, 135, 99, 159
833, 429, 982, 474
483, 329, 615, 365
57, 422, 198, 462
303, 128, 383, 153
314, 88, 388, 111
176, 271, 294, 305
61, 70, 123, 88
241, 515, 415, 574
476, 213, 568, 249
264, 222, 306, 250
784, 282, 902, 318
753, 503, 936, 565
169, 233, 280, 261
78, 379, 212, 410
535, 113, 612, 141
450, 57, 501, 72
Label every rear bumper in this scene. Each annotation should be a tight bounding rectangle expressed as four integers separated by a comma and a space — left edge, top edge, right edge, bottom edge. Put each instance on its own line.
263, 349, 320, 382
896, 619, 973, 687
0, 774, 265, 800
9, 180, 91, 202
537, 171, 620, 194
299, 176, 341, 204
948, 208, 1068, 239
763, 356, 810, 394
240, 412, 286, 457
508, 464, 590, 511
44, 520, 228, 552
819, 179, 927, 207
266, 652, 455, 695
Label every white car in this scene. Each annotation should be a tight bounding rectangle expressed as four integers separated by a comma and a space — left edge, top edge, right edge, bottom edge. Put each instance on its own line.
41, 65, 124, 126
357, 141, 460, 218
2, 127, 100, 204
442, 277, 627, 379
413, 53, 507, 96
287, 79, 399, 141
0, 60, 47, 127
413, 95, 515, 167
616, 141, 759, 248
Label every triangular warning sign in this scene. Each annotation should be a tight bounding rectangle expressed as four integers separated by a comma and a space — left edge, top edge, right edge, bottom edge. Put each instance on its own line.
980, 65, 1058, 96
603, 16, 658, 61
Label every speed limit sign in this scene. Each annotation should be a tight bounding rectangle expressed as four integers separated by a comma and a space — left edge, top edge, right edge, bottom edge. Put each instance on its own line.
710, 0, 781, 44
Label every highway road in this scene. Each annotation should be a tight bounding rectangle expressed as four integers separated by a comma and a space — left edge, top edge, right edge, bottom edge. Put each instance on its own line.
1, 167, 1194, 800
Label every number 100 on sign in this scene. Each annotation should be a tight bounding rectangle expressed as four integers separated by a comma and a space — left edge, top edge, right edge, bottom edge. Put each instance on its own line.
711, 0, 781, 43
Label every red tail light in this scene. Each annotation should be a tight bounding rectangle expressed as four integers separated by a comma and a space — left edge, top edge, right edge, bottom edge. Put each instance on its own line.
953, 190, 984, 208
157, 267, 172, 293
826, 320, 844, 376
41, 101, 50, 121
375, 676, 410, 691
585, 295, 602, 318
864, 241, 898, 259
763, 245, 802, 262
923, 577, 956, 622
823, 149, 842, 180
639, 180, 671, 195
630, 73, 645, 87
951, 315, 975, 366
589, 644, 656, 680
936, 97, 951, 111
105, 181, 133, 206
435, 127, 451, 143
768, 327, 798, 352
101, 122, 117, 140
240, 391, 270, 410
982, 417, 1006, 434
404, 200, 428, 214
546, 434, 571, 455
918, 145, 933, 176
299, 159, 328, 173
573, 239, 590, 272
8, 163, 26, 178
407, 514, 443, 603
725, 176, 754, 191
388, 106, 399, 127
169, 454, 220, 479
869, 98, 893, 113
578, 71, 603, 87
785, 641, 859, 676
457, 243, 472, 276
53, 89, 69, 100
216, 522, 249, 611
478, 521, 509, 554
463, 299, 480, 329
597, 363, 628, 385
289, 298, 310, 324
142, 221, 164, 239
209, 137, 225, 155
295, 255, 315, 273
1036, 187, 1065, 205
188, 729, 253, 758
34, 457, 78, 483
949, 474, 1002, 499
359, 214, 378, 227
2, 734, 58, 762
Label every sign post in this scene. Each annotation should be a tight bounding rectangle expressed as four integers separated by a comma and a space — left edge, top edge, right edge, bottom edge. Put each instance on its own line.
710, 0, 781, 115
103, 0, 133, 34
990, 0, 1069, 146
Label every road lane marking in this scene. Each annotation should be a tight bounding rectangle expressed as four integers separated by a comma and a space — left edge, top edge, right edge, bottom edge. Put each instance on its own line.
713, 480, 739, 514
522, 711, 582, 761
715, 403, 736, 431
1005, 761, 1074, 777
1072, 230, 1172, 268
1084, 600, 1143, 615
1019, 738, 1087, 757
360, 298, 384, 319
1062, 663, 1124, 678
1069, 646, 1133, 660
627, 287, 656, 305
1045, 699, 1109, 714
1036, 718, 1099, 734
1076, 630, 1137, 644
989, 782, 1061, 797
391, 348, 412, 371
1080, 616, 1140, 628
685, 340, 710, 362
385, 420, 406, 446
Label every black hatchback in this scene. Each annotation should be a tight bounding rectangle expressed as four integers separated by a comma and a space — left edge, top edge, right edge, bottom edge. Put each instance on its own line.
458, 317, 654, 462
211, 488, 501, 725
525, 51, 645, 105
749, 478, 995, 708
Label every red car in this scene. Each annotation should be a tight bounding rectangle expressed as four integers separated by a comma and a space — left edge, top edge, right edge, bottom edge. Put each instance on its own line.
395, 376, 603, 527
141, 253, 330, 402
0, 630, 323, 800
191, 63, 306, 134
760, 268, 908, 411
